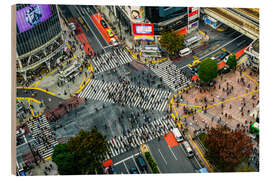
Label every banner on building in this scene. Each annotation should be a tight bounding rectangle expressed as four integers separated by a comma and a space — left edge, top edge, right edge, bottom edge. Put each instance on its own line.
134, 35, 154, 41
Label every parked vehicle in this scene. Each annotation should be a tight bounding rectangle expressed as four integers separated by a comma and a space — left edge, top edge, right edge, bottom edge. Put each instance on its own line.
130, 167, 139, 174
136, 155, 147, 170
110, 38, 118, 46
107, 29, 114, 37
182, 141, 194, 158
100, 20, 108, 28
172, 128, 184, 142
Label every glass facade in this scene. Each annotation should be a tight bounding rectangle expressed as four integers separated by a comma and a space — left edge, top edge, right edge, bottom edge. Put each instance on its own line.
145, 7, 187, 23
16, 4, 62, 56
145, 7, 188, 34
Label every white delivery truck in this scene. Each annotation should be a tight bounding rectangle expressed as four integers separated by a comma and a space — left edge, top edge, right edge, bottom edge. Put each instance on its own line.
172, 128, 184, 142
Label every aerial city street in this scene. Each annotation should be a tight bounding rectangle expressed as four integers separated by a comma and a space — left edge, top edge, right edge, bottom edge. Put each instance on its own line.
15, 4, 259, 175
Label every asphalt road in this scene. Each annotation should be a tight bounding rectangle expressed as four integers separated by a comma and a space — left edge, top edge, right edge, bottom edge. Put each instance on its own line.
112, 147, 148, 174
67, 5, 109, 54
111, 136, 199, 174
147, 137, 197, 173
16, 89, 65, 111
174, 23, 253, 68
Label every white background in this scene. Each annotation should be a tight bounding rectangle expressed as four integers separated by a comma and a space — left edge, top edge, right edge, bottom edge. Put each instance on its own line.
1, 0, 269, 179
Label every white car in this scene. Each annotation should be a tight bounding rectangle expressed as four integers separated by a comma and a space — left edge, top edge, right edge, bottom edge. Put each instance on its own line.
110, 38, 118, 46
223, 55, 230, 63
68, 23, 76, 31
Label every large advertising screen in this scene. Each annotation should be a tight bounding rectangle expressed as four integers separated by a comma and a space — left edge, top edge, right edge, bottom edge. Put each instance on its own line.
16, 4, 52, 33
132, 24, 154, 36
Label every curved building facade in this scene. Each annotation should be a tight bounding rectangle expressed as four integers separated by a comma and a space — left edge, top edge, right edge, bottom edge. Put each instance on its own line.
16, 4, 64, 82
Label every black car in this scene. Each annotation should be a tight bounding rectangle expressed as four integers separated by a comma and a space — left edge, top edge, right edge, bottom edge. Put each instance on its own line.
130, 167, 139, 174
136, 155, 147, 170
100, 20, 108, 28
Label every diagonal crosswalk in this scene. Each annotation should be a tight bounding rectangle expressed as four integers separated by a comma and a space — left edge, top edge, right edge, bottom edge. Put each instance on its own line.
150, 61, 192, 92
91, 48, 133, 74
78, 79, 172, 112
105, 116, 177, 159
27, 115, 58, 159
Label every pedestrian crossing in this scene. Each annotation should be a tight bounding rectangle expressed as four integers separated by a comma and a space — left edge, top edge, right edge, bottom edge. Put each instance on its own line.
78, 79, 172, 112
105, 116, 177, 159
150, 61, 192, 92
27, 115, 58, 159
91, 47, 133, 74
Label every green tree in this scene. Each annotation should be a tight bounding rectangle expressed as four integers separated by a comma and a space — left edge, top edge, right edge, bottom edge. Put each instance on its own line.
52, 144, 78, 175
226, 54, 237, 70
52, 128, 108, 175
205, 125, 253, 172
198, 58, 218, 83
159, 30, 184, 55
67, 128, 108, 174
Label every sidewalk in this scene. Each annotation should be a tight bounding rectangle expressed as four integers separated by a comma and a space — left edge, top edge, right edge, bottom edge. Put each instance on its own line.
28, 16, 93, 100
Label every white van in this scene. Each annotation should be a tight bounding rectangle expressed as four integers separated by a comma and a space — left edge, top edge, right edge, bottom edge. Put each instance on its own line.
110, 38, 118, 46
172, 128, 184, 142
69, 23, 76, 31
183, 141, 194, 158
179, 48, 192, 57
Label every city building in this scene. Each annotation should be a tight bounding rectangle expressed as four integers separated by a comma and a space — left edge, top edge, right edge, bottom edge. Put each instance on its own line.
16, 4, 64, 82
97, 6, 200, 48
245, 38, 259, 71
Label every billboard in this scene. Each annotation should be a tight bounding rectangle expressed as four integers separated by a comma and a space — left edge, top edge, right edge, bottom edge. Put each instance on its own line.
16, 4, 52, 33
132, 24, 154, 36
188, 9, 199, 17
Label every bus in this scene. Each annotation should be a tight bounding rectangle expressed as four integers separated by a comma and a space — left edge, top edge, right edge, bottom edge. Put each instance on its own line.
250, 122, 259, 136
182, 141, 194, 158
141, 45, 162, 58
184, 34, 202, 48
141, 45, 161, 53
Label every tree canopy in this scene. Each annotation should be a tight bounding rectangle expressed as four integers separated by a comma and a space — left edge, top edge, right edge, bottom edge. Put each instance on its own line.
159, 30, 184, 55
198, 58, 218, 83
226, 54, 237, 70
52, 144, 77, 175
52, 128, 108, 175
204, 125, 253, 172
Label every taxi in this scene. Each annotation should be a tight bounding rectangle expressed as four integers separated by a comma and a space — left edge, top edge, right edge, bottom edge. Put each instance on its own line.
188, 60, 201, 68
106, 29, 114, 37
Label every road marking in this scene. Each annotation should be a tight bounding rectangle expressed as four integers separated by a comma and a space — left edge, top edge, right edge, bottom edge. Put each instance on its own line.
236, 55, 248, 67
75, 6, 106, 52
16, 86, 56, 96
168, 146, 178, 160
132, 155, 141, 174
114, 152, 140, 166
188, 134, 213, 171
242, 71, 259, 85
123, 161, 130, 174
158, 149, 167, 165
193, 156, 202, 169
16, 97, 41, 104
172, 102, 202, 108
199, 34, 243, 61
206, 89, 259, 109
